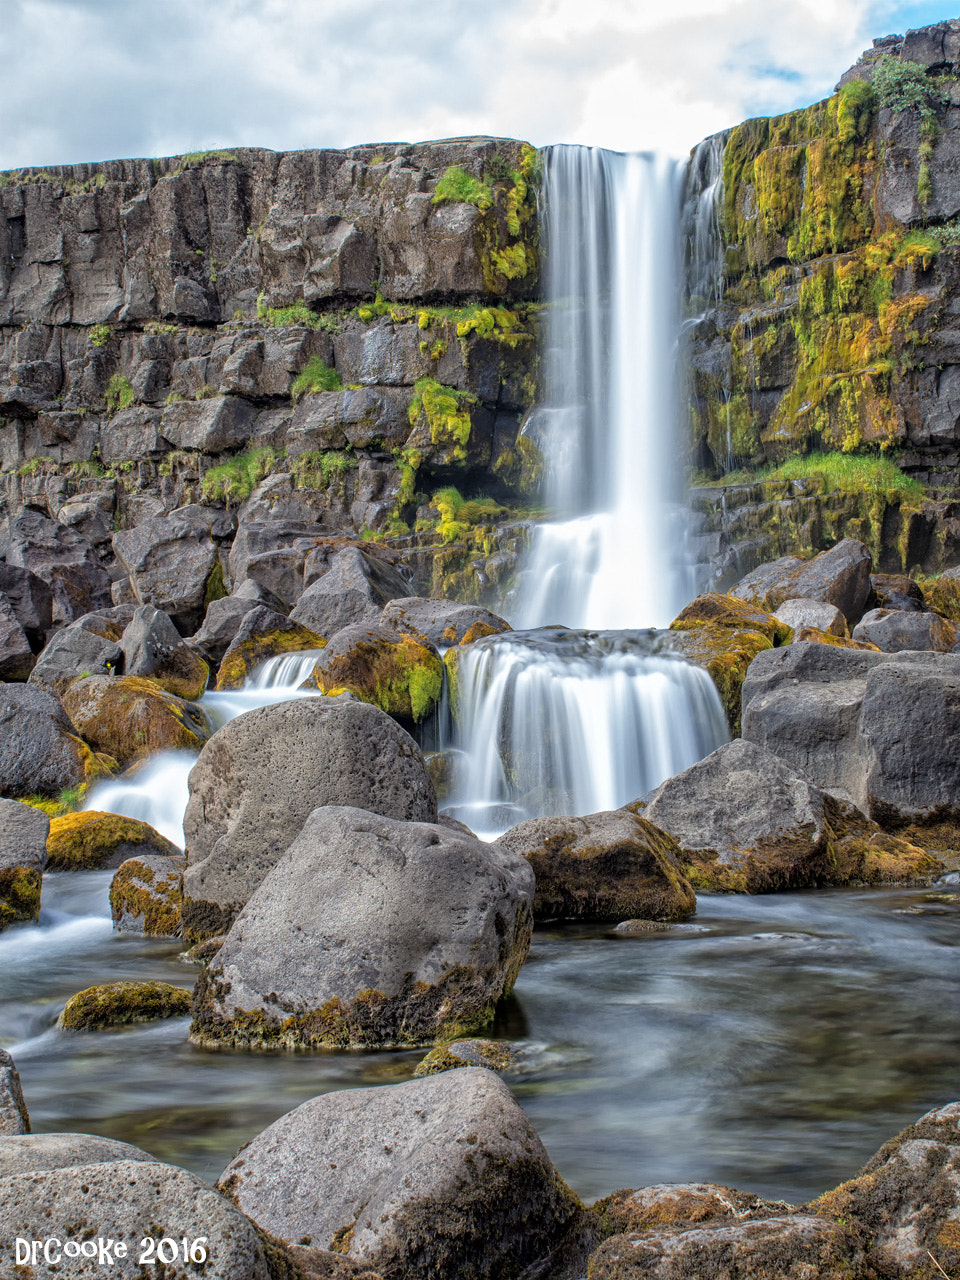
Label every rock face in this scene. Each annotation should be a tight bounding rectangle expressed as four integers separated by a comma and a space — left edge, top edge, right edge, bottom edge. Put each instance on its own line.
191, 806, 533, 1048
498, 810, 696, 921
742, 641, 960, 824
26, 607, 127, 696
217, 1068, 585, 1280
731, 540, 873, 625
0, 683, 96, 798
181, 697, 437, 940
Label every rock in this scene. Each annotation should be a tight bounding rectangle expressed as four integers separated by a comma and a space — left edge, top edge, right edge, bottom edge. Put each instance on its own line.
4, 510, 112, 625
812, 1100, 960, 1278
593, 1183, 774, 1236
586, 1215, 862, 1280
414, 1038, 526, 1076
192, 578, 286, 664
0, 563, 54, 649
0, 1049, 30, 1135
227, 519, 321, 605
870, 572, 925, 611
110, 854, 184, 935
290, 546, 413, 637
61, 674, 212, 767
0, 683, 99, 799
26, 608, 127, 696
47, 810, 181, 870
112, 507, 225, 633
923, 566, 960, 620
0, 1132, 155, 1175
160, 394, 256, 452
59, 980, 192, 1030
217, 1069, 585, 1279
498, 810, 696, 921
666, 625, 774, 736
774, 597, 847, 636
214, 605, 325, 689
731, 539, 873, 625
0, 595, 35, 680
852, 607, 958, 651
310, 624, 444, 723
792, 627, 880, 651
670, 592, 793, 645
119, 603, 209, 698
0, 1157, 269, 1278
182, 698, 437, 940
191, 805, 533, 1048
379, 596, 512, 647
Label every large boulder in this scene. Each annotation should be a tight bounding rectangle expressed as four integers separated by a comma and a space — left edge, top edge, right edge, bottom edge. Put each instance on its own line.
27, 607, 129, 696
0, 596, 35, 680
61, 675, 212, 767
0, 1049, 29, 1135
379, 596, 512, 647
112, 507, 226, 633
852, 607, 958, 651
191, 805, 534, 1048
0, 1132, 155, 1174
812, 1101, 960, 1278
119, 603, 209, 699
290, 545, 413, 637
191, 578, 286, 665
110, 853, 184, 936
310, 624, 444, 723
182, 698, 437, 940
4, 510, 112, 626
0, 798, 48, 930
0, 683, 100, 799
498, 810, 695, 921
0, 563, 53, 650
774, 597, 847, 637
46, 810, 180, 871
217, 1069, 586, 1280
214, 605, 325, 689
732, 539, 873, 624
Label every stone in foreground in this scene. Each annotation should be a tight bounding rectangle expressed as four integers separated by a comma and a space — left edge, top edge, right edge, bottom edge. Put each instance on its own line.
498, 810, 695, 921
182, 698, 437, 941
190, 805, 533, 1048
217, 1068, 586, 1280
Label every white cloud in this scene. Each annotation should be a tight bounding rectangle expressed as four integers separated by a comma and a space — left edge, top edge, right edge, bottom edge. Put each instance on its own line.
0, 0, 952, 169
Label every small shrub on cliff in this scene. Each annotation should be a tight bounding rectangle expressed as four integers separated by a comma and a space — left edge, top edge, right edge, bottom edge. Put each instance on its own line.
202, 446, 278, 506
89, 323, 112, 348
104, 374, 135, 413
291, 355, 343, 402
256, 293, 341, 332
871, 55, 951, 207
432, 166, 493, 210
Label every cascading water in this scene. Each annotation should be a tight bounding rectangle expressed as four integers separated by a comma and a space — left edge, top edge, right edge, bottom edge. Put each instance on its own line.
445, 146, 729, 834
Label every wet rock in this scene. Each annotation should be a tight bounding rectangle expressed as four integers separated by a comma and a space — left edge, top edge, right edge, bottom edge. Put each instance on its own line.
112, 507, 224, 633
191, 805, 533, 1048
774, 597, 847, 636
110, 854, 184, 935
26, 608, 126, 696
732, 539, 873, 624
214, 605, 325, 689
0, 1158, 269, 1278
414, 1038, 527, 1076
586, 1214, 862, 1280
182, 698, 437, 940
310, 623, 444, 723
0, 682, 99, 799
61, 674, 212, 767
217, 1068, 586, 1279
499, 810, 696, 921
670, 592, 793, 645
812, 1100, 960, 1278
0, 1049, 30, 1135
119, 603, 209, 699
852, 607, 958, 651
47, 810, 180, 871
4, 510, 112, 626
290, 546, 413, 637
593, 1183, 776, 1237
0, 563, 53, 650
59, 980, 192, 1030
379, 596, 512, 647
0, 595, 35, 680
0, 794, 48, 926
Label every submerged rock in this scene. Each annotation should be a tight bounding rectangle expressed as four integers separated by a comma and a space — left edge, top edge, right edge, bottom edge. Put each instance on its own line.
46, 810, 180, 871
110, 854, 184, 936
190, 805, 533, 1049
59, 980, 192, 1030
414, 1038, 527, 1076
182, 698, 437, 941
499, 810, 695, 922
0, 798, 48, 930
217, 1068, 587, 1280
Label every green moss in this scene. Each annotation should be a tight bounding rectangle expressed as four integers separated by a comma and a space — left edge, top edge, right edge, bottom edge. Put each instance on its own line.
202, 446, 278, 505
433, 166, 493, 210
290, 354, 343, 401
0, 866, 42, 929
289, 449, 356, 490
256, 293, 341, 332
47, 811, 181, 871
109, 857, 183, 936
104, 374, 135, 413
215, 625, 327, 690
59, 981, 192, 1031
203, 557, 227, 613
408, 378, 477, 462
721, 450, 924, 499
176, 150, 237, 170
313, 631, 444, 723
89, 323, 112, 348
415, 1038, 515, 1077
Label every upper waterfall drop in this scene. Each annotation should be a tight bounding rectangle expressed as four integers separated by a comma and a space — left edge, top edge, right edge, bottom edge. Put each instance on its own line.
514, 146, 696, 630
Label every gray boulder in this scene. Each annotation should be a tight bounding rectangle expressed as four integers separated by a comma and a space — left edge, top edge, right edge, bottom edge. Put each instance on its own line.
110, 854, 185, 936
0, 563, 53, 649
217, 1068, 585, 1280
227, 518, 320, 603
498, 810, 695, 921
182, 698, 437, 940
112, 507, 224, 633
1, 1158, 269, 1278
0, 595, 35, 680
732, 539, 872, 624
290, 546, 413, 638
4, 510, 112, 626
160, 394, 256, 452
773, 597, 847, 637
191, 578, 286, 664
27, 609, 128, 696
0, 1132, 154, 1175
642, 739, 835, 892
0, 684, 92, 799
191, 805, 534, 1048
0, 1050, 29, 1135
119, 603, 209, 699
380, 596, 511, 646
852, 607, 957, 651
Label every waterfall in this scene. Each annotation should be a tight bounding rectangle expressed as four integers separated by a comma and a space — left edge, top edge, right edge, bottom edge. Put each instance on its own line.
444, 146, 729, 837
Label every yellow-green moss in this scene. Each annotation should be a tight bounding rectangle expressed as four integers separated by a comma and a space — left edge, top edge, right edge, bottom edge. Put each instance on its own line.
668, 626, 774, 736
215, 625, 327, 690
670, 593, 793, 646
407, 378, 477, 463
0, 866, 42, 929
59, 981, 192, 1031
109, 857, 183, 936
61, 676, 211, 766
313, 632, 444, 723
414, 1038, 515, 1077
47, 811, 180, 871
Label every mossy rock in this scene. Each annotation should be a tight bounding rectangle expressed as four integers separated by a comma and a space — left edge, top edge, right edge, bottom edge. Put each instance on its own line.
61, 675, 212, 767
670, 593, 793, 646
0, 866, 42, 930
215, 621, 327, 690
58, 980, 192, 1031
47, 811, 181, 871
424, 751, 457, 801
792, 626, 881, 650
147, 649, 209, 702
110, 854, 185, 936
668, 626, 775, 737
312, 627, 444, 723
414, 1038, 519, 1077
917, 569, 960, 622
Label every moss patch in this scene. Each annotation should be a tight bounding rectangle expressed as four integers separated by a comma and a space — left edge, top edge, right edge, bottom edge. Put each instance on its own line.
215, 625, 327, 690
59, 980, 192, 1030
313, 631, 444, 723
61, 676, 211, 767
668, 627, 774, 737
109, 856, 184, 936
0, 866, 42, 930
47, 811, 181, 870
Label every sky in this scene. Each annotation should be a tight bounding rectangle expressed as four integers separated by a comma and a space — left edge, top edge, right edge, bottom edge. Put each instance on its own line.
0, 0, 957, 170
